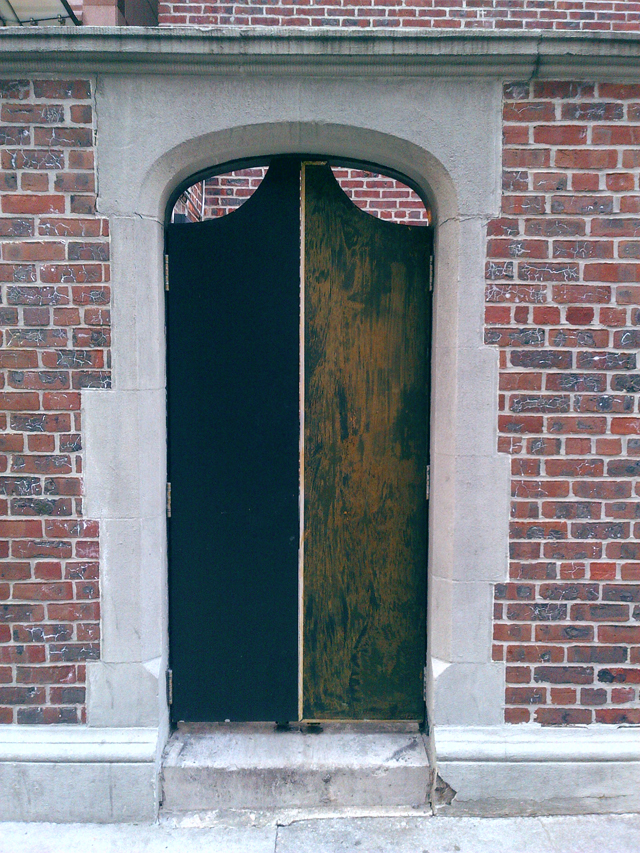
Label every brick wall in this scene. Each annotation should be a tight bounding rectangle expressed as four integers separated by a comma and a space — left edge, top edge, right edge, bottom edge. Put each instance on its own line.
3, 76, 638, 728
0, 78, 108, 725
173, 178, 204, 222
174, 167, 430, 224
487, 80, 640, 724
158, 1, 640, 31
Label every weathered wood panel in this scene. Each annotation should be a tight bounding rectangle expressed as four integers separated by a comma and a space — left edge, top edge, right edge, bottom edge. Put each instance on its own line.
303, 163, 431, 720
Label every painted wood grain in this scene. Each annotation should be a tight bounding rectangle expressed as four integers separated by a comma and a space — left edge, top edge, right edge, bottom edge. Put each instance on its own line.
303, 163, 431, 720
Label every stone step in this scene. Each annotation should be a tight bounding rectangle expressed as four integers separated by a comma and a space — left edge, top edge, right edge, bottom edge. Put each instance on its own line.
161, 724, 431, 811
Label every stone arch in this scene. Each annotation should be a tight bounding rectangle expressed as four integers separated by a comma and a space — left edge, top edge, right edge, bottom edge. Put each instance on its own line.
87, 87, 507, 740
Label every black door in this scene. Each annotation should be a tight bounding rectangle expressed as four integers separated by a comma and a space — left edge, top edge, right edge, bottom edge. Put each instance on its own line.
167, 158, 301, 722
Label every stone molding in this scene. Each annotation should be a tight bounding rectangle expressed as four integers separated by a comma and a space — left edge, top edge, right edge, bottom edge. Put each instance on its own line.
1, 28, 640, 78
435, 724, 640, 764
0, 724, 158, 763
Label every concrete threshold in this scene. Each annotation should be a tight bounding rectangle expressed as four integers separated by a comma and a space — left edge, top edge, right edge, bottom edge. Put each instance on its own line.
161, 722, 431, 812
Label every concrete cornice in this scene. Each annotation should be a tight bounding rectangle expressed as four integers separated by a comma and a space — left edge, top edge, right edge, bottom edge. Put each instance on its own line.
2, 26, 640, 78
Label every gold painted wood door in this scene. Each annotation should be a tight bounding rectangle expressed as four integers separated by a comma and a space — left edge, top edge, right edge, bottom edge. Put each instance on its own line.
302, 163, 431, 720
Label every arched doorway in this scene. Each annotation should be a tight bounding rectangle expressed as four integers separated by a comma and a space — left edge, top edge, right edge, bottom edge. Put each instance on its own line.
166, 155, 433, 724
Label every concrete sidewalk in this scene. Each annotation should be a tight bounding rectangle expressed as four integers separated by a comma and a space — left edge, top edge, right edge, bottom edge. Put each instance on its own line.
0, 811, 639, 853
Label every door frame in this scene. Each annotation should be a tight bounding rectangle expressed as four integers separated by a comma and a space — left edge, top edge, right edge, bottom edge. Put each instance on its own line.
85, 106, 509, 737
165, 155, 434, 724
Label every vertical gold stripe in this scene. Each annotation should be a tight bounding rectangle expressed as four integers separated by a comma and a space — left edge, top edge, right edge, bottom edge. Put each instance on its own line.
298, 163, 306, 722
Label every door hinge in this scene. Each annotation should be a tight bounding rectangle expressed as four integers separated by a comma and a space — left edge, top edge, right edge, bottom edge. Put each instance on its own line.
426, 465, 431, 501
167, 669, 173, 706
166, 482, 171, 517
429, 253, 434, 292
164, 253, 170, 292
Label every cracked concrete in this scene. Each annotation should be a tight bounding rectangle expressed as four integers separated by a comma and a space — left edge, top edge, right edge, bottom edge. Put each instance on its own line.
0, 813, 639, 853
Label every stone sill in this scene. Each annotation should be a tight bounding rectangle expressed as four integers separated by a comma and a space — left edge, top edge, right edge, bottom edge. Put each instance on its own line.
436, 724, 640, 763
0, 725, 159, 763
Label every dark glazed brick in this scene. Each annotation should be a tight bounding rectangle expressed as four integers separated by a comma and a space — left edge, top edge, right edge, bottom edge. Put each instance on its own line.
603, 585, 640, 603
511, 350, 572, 369
533, 666, 594, 685
577, 352, 636, 370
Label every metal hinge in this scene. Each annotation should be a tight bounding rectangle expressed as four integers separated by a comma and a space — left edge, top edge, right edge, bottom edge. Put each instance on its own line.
429, 253, 434, 292
166, 482, 171, 517
426, 465, 431, 501
167, 669, 173, 706
164, 254, 170, 292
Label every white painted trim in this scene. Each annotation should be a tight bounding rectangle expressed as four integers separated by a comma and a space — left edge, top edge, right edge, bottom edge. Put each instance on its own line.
435, 725, 640, 763
0, 725, 158, 763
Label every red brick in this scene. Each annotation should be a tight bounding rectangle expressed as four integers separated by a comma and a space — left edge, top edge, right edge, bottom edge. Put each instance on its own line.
504, 102, 555, 122
617, 286, 640, 305
0, 686, 46, 705
566, 307, 595, 325
611, 687, 636, 703
33, 561, 63, 580
553, 241, 613, 261
534, 126, 588, 146
554, 149, 617, 170
70, 105, 92, 124
506, 686, 547, 704
0, 603, 44, 622
12, 582, 73, 601
11, 540, 73, 560
33, 127, 92, 148
550, 688, 577, 705
42, 392, 81, 411
533, 665, 594, 685
47, 602, 99, 621
17, 665, 76, 684
611, 419, 640, 435
551, 196, 613, 216
487, 239, 548, 260
595, 709, 640, 724
585, 264, 640, 283
621, 197, 640, 214
9, 455, 72, 475
533, 82, 594, 99
543, 542, 602, 560
535, 707, 592, 725
33, 80, 91, 99
533, 172, 567, 192
599, 626, 640, 644
21, 173, 49, 193
68, 150, 94, 170
505, 707, 530, 723
1, 195, 65, 215
40, 264, 103, 284
569, 646, 627, 664
44, 520, 98, 538
571, 173, 600, 193
519, 262, 580, 283
76, 541, 99, 559
593, 126, 640, 145
38, 218, 103, 238
0, 645, 45, 664
525, 219, 585, 238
